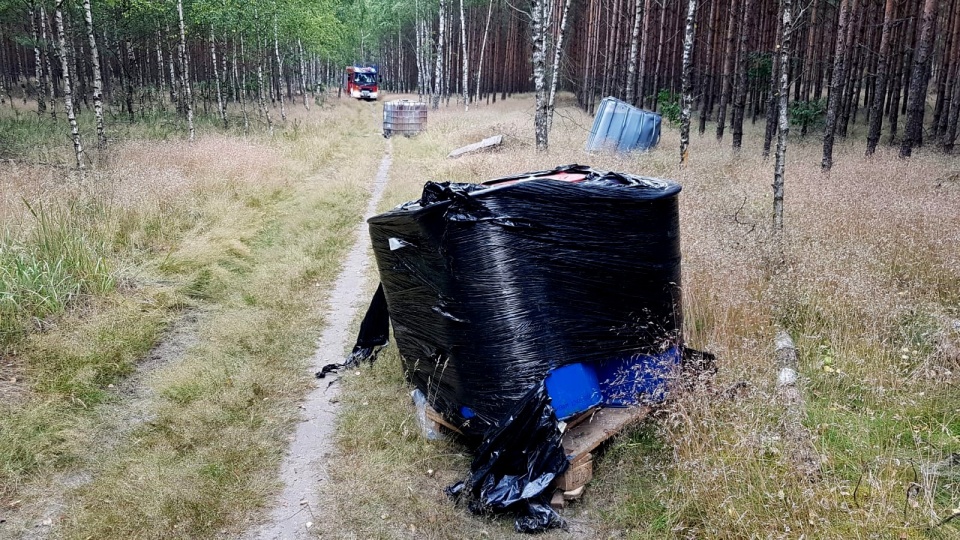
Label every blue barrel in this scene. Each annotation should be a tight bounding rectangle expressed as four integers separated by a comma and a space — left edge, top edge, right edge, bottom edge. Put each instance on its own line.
585, 97, 662, 153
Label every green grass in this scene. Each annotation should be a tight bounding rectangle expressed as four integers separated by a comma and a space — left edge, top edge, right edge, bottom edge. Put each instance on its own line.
0, 202, 113, 348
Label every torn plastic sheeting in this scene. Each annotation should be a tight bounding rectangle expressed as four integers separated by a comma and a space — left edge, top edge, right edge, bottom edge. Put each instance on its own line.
446, 383, 568, 533
366, 164, 683, 432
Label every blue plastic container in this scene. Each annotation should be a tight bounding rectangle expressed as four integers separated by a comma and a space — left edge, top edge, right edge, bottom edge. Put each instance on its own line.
593, 346, 681, 406
585, 97, 662, 153
544, 363, 602, 420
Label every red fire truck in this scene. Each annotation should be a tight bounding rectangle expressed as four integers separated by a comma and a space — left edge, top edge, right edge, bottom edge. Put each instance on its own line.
345, 66, 379, 101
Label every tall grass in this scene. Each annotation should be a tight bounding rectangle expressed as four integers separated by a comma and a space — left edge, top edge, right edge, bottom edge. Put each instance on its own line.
0, 202, 112, 348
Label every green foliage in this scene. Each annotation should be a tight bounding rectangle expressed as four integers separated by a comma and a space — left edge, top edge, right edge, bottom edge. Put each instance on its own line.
789, 99, 827, 136
656, 89, 681, 126
1, 202, 113, 348
747, 52, 773, 84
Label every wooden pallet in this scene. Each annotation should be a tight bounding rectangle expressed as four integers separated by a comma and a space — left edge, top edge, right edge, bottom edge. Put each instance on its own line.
422, 403, 651, 508
551, 405, 652, 508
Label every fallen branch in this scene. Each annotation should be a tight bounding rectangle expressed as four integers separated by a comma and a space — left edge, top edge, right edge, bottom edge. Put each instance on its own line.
775, 331, 821, 480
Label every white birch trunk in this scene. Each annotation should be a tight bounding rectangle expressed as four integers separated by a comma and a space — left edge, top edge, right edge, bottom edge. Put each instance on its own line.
273, 15, 286, 121
625, 0, 645, 106
166, 25, 179, 106
773, 0, 793, 234
176, 0, 195, 141
82, 0, 105, 148
155, 29, 167, 109
54, 0, 83, 169
546, 0, 573, 132
237, 34, 250, 133
459, 0, 469, 110
532, 0, 548, 151
679, 0, 697, 167
30, 7, 46, 116
210, 26, 227, 128
297, 38, 309, 109
40, 6, 57, 120
433, 0, 446, 110
474, 0, 494, 103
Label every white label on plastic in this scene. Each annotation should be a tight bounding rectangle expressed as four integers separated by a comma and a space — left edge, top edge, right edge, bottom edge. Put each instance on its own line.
389, 237, 407, 251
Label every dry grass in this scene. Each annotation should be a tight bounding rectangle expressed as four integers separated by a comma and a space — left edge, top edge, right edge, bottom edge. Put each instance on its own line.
0, 97, 386, 537
330, 93, 960, 538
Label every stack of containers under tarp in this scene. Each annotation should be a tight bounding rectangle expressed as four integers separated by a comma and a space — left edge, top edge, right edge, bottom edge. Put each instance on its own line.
346, 164, 685, 532
367, 164, 683, 430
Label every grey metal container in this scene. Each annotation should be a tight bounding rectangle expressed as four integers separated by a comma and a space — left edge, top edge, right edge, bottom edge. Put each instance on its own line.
383, 100, 428, 138
585, 96, 661, 152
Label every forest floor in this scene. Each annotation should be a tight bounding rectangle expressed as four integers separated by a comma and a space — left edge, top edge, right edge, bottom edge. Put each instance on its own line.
1, 92, 959, 539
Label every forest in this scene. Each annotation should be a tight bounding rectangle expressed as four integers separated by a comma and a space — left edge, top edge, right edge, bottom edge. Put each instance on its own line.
0, 0, 958, 164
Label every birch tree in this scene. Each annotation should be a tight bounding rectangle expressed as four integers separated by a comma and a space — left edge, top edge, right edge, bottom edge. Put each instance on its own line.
474, 0, 494, 103
53, 0, 83, 169
625, 0, 644, 106
81, 0, 105, 148
459, 0, 468, 110
210, 25, 227, 127
531, 0, 548, 150
546, 0, 572, 131
679, 0, 697, 167
176, 0, 195, 141
433, 0, 445, 109
773, 0, 793, 235
272, 13, 286, 122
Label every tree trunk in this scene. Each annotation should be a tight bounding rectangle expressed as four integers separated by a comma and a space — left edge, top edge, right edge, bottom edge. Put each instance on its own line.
474, 0, 495, 103
30, 7, 47, 116
459, 0, 469, 110
716, 0, 740, 139
547, 0, 573, 131
209, 26, 227, 128
53, 0, 84, 169
297, 38, 309, 110
273, 15, 286, 121
900, 0, 940, 158
81, 0, 106, 148
821, 0, 851, 170
763, 3, 784, 158
237, 34, 250, 133
40, 6, 57, 120
176, 0, 195, 141
699, 0, 719, 135
866, 0, 895, 155
731, 0, 757, 149
773, 0, 793, 234
679, 0, 697, 167
625, 0, 645, 106
532, 0, 548, 151
434, 0, 446, 109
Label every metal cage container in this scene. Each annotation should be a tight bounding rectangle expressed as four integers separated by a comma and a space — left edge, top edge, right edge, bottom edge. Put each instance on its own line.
383, 100, 428, 138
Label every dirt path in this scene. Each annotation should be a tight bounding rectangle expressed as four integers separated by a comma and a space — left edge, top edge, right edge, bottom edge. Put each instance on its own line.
248, 141, 391, 540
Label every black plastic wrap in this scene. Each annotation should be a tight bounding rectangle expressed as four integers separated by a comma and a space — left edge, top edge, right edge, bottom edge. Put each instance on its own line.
367, 165, 683, 432
445, 383, 568, 533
